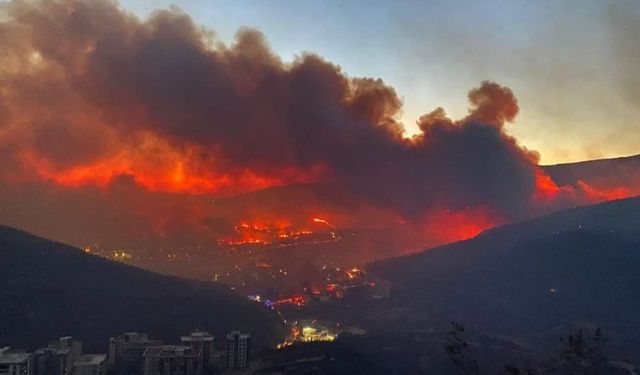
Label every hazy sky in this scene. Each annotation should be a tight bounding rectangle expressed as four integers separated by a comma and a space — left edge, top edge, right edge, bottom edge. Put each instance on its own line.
120, 0, 639, 164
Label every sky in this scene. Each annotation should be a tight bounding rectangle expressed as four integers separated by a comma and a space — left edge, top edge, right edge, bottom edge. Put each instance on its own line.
118, 0, 639, 164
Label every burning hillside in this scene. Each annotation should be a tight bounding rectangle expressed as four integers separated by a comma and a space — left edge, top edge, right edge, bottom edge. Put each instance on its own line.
0, 0, 637, 275
217, 217, 339, 247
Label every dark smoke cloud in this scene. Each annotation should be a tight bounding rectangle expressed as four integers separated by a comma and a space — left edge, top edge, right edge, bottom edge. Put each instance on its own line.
0, 0, 580, 226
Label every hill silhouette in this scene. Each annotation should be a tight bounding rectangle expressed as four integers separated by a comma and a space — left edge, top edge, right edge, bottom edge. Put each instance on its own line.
0, 226, 284, 351
369, 197, 640, 357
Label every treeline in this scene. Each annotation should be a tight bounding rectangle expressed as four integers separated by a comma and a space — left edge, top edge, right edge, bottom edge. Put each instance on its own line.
446, 322, 616, 375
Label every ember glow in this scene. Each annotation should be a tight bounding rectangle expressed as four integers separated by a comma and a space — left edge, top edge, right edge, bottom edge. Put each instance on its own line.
218, 221, 313, 246
18, 133, 327, 195
533, 168, 634, 206
0, 0, 636, 273
217, 217, 343, 247
421, 207, 504, 244
312, 218, 335, 228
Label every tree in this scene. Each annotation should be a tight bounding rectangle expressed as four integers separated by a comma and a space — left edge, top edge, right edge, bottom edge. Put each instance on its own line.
445, 322, 485, 375
444, 324, 610, 375
546, 328, 608, 375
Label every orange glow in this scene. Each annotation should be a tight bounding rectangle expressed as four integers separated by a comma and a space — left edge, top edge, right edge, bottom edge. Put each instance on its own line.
345, 267, 364, 280
422, 206, 503, 244
273, 295, 306, 307
1, 1, 637, 268
19, 133, 328, 195
576, 180, 632, 202
218, 216, 346, 247
312, 217, 335, 228
326, 283, 339, 293
15, 140, 637, 253
533, 168, 566, 203
218, 220, 318, 247
533, 167, 633, 204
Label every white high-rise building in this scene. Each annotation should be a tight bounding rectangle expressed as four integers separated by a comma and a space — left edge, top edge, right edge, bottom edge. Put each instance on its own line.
50, 337, 83, 367
72, 354, 107, 375
142, 345, 202, 375
180, 331, 214, 370
225, 332, 250, 369
0, 347, 32, 375
109, 332, 162, 375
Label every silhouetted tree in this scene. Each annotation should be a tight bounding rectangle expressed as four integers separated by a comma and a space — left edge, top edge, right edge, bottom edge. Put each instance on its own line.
445, 324, 610, 375
546, 328, 608, 375
445, 322, 485, 375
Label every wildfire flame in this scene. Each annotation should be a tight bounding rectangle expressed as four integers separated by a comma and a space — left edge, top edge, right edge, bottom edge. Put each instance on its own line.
312, 217, 335, 228
0, 0, 636, 262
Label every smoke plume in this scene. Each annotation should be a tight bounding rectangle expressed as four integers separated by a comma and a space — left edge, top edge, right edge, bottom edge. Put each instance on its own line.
0, 0, 634, 257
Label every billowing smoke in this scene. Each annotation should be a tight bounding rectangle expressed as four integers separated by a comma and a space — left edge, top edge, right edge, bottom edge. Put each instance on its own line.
0, 0, 634, 261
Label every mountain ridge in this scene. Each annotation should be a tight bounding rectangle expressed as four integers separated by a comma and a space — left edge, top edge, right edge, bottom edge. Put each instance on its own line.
366, 197, 640, 358
0, 225, 284, 351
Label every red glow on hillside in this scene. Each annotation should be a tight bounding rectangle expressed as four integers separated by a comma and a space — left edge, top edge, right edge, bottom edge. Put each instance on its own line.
421, 207, 504, 244
576, 180, 632, 201
534, 168, 633, 204
312, 217, 335, 228
273, 295, 306, 307
533, 168, 566, 203
1, 0, 638, 269
19, 136, 328, 195
217, 216, 341, 247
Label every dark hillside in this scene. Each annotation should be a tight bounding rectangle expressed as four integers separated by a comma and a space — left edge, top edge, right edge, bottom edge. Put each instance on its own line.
369, 198, 640, 358
0, 226, 284, 351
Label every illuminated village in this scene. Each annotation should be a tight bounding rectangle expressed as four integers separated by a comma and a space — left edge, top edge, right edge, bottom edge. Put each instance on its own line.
2, 227, 393, 375
86, 219, 392, 340
79, 215, 393, 359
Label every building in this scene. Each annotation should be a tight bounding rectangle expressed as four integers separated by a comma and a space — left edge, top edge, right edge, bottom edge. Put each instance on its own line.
50, 337, 83, 366
225, 332, 250, 369
0, 347, 32, 375
180, 331, 214, 372
109, 333, 163, 375
300, 326, 335, 343
142, 346, 202, 375
33, 347, 71, 375
207, 351, 226, 372
72, 355, 106, 375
